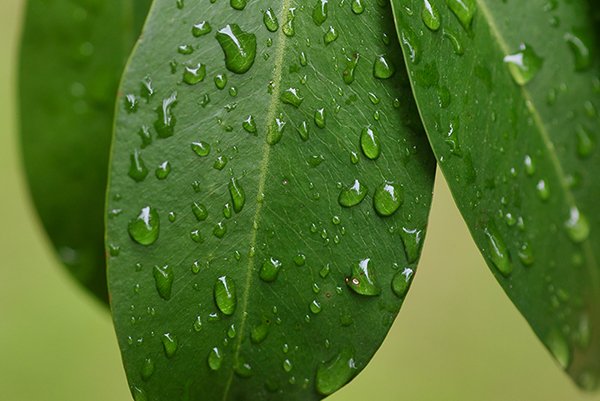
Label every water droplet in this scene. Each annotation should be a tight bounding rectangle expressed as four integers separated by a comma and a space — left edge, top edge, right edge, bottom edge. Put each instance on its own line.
191, 141, 211, 157
128, 149, 148, 182
281, 87, 304, 108
518, 242, 535, 266
208, 347, 223, 370
373, 182, 403, 216
323, 26, 338, 45
242, 115, 257, 134
131, 386, 148, 401
312, 0, 328, 26
125, 94, 138, 113
183, 64, 206, 85
250, 320, 270, 343
373, 55, 395, 79
191, 202, 208, 221
564, 30, 591, 71
230, 0, 246, 10
343, 53, 360, 84
484, 226, 512, 277
576, 126, 595, 157
338, 179, 368, 207
400, 227, 424, 263
346, 258, 381, 296
229, 177, 245, 213
154, 92, 178, 138
213, 155, 229, 171
536, 179, 550, 201
320, 264, 331, 278
524, 154, 535, 175
310, 299, 322, 314
351, 0, 365, 14
442, 30, 464, 55
177, 44, 193, 55
360, 126, 381, 159
213, 221, 227, 239
263, 8, 279, 32
546, 329, 571, 369
192, 21, 211, 37
216, 24, 257, 74
234, 358, 253, 378
314, 108, 326, 128
155, 161, 171, 180
391, 268, 414, 298
141, 357, 155, 381
267, 114, 286, 145
140, 76, 154, 100
192, 315, 203, 331
214, 276, 237, 315
504, 43, 543, 85
298, 121, 310, 140
260, 257, 282, 282
153, 264, 174, 300
282, 8, 296, 37
128, 206, 160, 246
565, 206, 590, 243
446, 0, 476, 30
161, 333, 178, 358
421, 0, 441, 31
283, 359, 293, 372
315, 348, 357, 395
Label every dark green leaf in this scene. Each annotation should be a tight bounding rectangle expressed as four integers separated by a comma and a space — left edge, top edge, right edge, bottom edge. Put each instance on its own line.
19, 0, 152, 302
391, 0, 600, 389
106, 1, 435, 400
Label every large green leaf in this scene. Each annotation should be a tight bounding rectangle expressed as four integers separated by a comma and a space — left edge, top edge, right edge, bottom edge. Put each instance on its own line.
106, 0, 435, 399
391, 0, 600, 389
19, 0, 152, 303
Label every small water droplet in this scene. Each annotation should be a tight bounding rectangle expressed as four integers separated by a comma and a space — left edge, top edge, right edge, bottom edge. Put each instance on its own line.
154, 92, 178, 138
338, 179, 367, 207
360, 126, 381, 159
484, 226, 512, 277
283, 359, 293, 372
208, 347, 223, 370
546, 329, 571, 369
213, 221, 227, 238
282, 8, 296, 37
260, 257, 282, 282
128, 206, 160, 246
400, 227, 424, 263
314, 108, 326, 128
129, 149, 148, 182
323, 26, 338, 45
564, 30, 591, 71
192, 141, 211, 157
576, 126, 595, 157
391, 268, 414, 298
155, 161, 171, 180
310, 299, 322, 314
183, 64, 206, 85
192, 21, 211, 37
536, 179, 550, 201
161, 333, 178, 358
281, 87, 304, 108
230, 0, 247, 10
343, 53, 360, 84
192, 202, 208, 221
373, 182, 403, 216
141, 357, 155, 381
315, 348, 357, 395
251, 320, 270, 343
229, 177, 246, 213
351, 0, 365, 14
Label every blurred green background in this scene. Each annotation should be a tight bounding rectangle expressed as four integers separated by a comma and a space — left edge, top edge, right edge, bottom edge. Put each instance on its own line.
1, 1, 599, 400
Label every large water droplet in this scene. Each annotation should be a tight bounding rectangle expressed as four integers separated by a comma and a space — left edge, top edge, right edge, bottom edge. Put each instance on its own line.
216, 24, 257, 74
323, 26, 338, 45
315, 348, 357, 395
280, 87, 304, 108
192, 21, 211, 37
503, 43, 543, 85
400, 227, 424, 263
373, 55, 395, 79
446, 0, 476, 30
230, 0, 247, 10
208, 347, 223, 370
312, 0, 328, 25
547, 329, 571, 369
346, 258, 381, 296
338, 179, 367, 207
263, 8, 279, 32
421, 0, 441, 31
214, 276, 237, 315
484, 226, 512, 277
192, 202, 208, 221
373, 182, 403, 216
161, 333, 178, 358
141, 357, 155, 381
128, 206, 160, 246
154, 92, 178, 138
192, 141, 211, 157
391, 268, 414, 298
153, 264, 174, 300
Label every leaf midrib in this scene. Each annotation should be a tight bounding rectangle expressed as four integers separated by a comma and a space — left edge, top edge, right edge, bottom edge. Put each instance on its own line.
476, 0, 600, 299
220, 0, 293, 399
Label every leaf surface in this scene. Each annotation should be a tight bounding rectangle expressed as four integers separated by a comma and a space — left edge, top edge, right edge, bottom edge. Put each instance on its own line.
19, 0, 152, 302
106, 0, 435, 400
391, 0, 600, 389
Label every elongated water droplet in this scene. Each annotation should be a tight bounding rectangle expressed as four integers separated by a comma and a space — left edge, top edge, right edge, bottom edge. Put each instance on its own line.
214, 276, 237, 315
373, 55, 395, 79
314, 108, 326, 128
208, 347, 223, 370
484, 226, 512, 277
128, 206, 160, 246
565, 206, 590, 243
422, 0, 441, 31
400, 227, 424, 263
154, 92, 178, 138
524, 154, 535, 175
446, 0, 476, 30
229, 177, 245, 213
547, 329, 571, 369
282, 8, 296, 37
576, 126, 595, 157
338, 179, 367, 207
192, 21, 211, 37
260, 257, 282, 282
315, 348, 357, 395
351, 0, 364, 14
373, 182, 403, 216
280, 87, 304, 108
312, 0, 328, 26
216, 24, 257, 74
346, 258, 381, 296
564, 30, 591, 71
192, 202, 208, 221
504, 43, 543, 85
129, 149, 148, 182
161, 333, 178, 358
230, 0, 246, 10
267, 114, 286, 145
141, 357, 155, 381
153, 264, 174, 300
343, 53, 360, 84
263, 8, 279, 32
360, 126, 381, 159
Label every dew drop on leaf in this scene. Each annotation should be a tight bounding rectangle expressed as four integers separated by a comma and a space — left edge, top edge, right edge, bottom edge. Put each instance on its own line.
484, 226, 512, 277
228, 177, 246, 213
373, 182, 403, 217
128, 206, 160, 246
161, 332, 178, 358
214, 276, 237, 315
503, 43, 543, 85
208, 347, 223, 370
391, 268, 414, 298
153, 264, 174, 300
260, 257, 282, 282
192, 21, 211, 37
263, 8, 279, 32
315, 348, 357, 395
216, 24, 257, 74
346, 258, 381, 296
338, 179, 368, 207
446, 0, 476, 30
360, 126, 381, 159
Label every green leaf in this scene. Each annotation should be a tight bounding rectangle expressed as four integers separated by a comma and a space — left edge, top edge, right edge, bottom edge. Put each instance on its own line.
391, 0, 600, 389
19, 0, 152, 303
106, 1, 435, 400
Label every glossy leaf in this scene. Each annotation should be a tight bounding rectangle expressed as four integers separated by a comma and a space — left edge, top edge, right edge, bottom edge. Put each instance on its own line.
391, 0, 600, 389
19, 0, 152, 303
106, 1, 435, 400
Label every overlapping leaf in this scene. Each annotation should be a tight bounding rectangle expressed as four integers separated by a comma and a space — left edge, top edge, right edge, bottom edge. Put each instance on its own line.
391, 0, 600, 389
19, 0, 151, 302
106, 0, 435, 400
